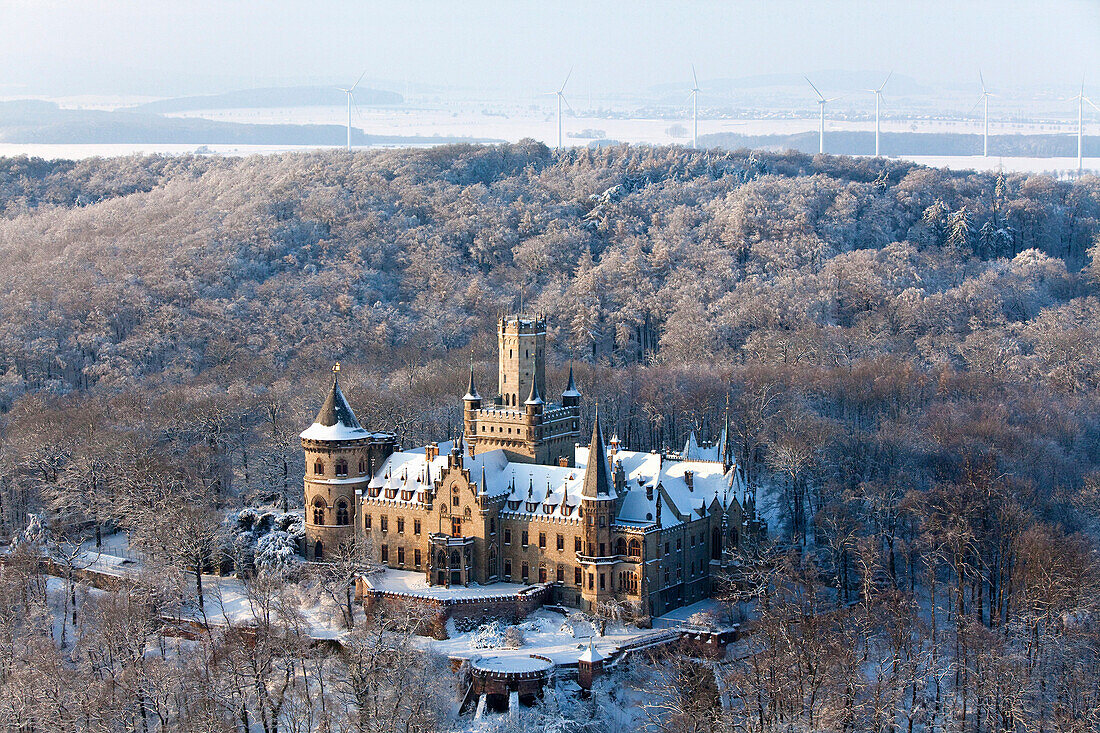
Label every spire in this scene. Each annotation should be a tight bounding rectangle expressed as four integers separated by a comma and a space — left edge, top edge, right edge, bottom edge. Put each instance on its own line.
464, 359, 480, 402
479, 464, 488, 496
525, 375, 544, 405
581, 407, 615, 499
562, 362, 581, 398
300, 363, 368, 441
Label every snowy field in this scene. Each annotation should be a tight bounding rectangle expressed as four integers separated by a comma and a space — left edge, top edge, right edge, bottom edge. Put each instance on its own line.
365, 568, 539, 600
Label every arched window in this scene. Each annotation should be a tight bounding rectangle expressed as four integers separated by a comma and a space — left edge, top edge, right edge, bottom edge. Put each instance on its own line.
712, 527, 722, 560
437, 550, 446, 567
629, 539, 642, 558
615, 537, 627, 556
312, 498, 326, 525
336, 500, 349, 525
314, 540, 323, 560
314, 460, 325, 475
358, 459, 366, 474
489, 547, 497, 572
450, 550, 461, 567
335, 459, 348, 477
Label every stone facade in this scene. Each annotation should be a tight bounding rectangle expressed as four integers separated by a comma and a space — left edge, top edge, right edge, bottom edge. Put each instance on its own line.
301, 316, 753, 617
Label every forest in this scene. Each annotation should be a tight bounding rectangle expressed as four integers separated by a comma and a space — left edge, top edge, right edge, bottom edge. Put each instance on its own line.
0, 142, 1098, 731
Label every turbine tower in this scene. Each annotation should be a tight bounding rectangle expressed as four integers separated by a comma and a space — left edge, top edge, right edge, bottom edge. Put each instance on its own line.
865, 71, 892, 157
805, 76, 841, 154
1070, 82, 1100, 176
967, 71, 995, 157
546, 68, 574, 151
689, 65, 701, 149
337, 70, 367, 152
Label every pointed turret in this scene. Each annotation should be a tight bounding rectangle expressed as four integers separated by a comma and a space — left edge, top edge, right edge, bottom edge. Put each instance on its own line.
524, 375, 544, 406
463, 365, 481, 403
581, 409, 615, 499
300, 364, 369, 441
562, 362, 581, 407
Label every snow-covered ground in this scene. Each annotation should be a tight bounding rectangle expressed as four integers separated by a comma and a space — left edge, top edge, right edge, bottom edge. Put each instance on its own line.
365, 568, 540, 600
425, 608, 663, 666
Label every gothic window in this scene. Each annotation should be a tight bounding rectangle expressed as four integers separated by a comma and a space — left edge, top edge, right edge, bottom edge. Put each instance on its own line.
414, 519, 421, 535
556, 565, 565, 582
539, 532, 546, 549
335, 500, 349, 525
397, 517, 405, 533
335, 459, 348, 477
615, 537, 627, 556
538, 565, 547, 583
380, 515, 388, 532
314, 460, 325, 475
437, 551, 446, 567
397, 547, 405, 565
364, 514, 372, 530
556, 534, 564, 551
489, 547, 497, 573
358, 459, 366, 473
452, 491, 460, 507
712, 527, 722, 560
450, 550, 461, 567
629, 539, 642, 558
521, 530, 529, 547
414, 549, 422, 567
312, 498, 325, 525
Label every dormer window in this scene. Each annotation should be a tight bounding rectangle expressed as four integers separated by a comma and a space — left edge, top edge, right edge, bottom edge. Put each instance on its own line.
314, 460, 325, 475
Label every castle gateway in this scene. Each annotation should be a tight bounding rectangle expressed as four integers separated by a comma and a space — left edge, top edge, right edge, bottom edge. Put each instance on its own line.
302, 314, 749, 616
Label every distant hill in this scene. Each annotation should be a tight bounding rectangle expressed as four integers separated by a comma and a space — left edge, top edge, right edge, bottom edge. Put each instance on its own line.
0, 100, 494, 146
699, 130, 1100, 158
133, 86, 403, 113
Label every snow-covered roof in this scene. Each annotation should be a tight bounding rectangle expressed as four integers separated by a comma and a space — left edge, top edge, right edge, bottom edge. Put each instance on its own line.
301, 371, 376, 442
578, 640, 604, 663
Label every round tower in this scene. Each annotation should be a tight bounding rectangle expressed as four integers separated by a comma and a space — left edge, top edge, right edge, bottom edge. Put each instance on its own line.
301, 364, 391, 561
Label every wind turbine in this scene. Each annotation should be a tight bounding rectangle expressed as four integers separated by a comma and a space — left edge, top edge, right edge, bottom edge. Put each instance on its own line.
337, 70, 367, 152
865, 71, 892, 157
1070, 82, 1100, 176
688, 65, 701, 149
545, 68, 574, 150
805, 76, 841, 154
967, 71, 995, 157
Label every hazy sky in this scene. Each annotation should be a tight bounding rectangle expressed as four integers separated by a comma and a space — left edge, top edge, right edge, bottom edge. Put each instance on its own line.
2, 0, 1098, 98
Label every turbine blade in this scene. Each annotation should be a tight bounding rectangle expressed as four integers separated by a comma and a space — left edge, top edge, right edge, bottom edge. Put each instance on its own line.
560, 65, 573, 94
879, 70, 893, 92
966, 97, 984, 116
692, 64, 699, 89
561, 94, 576, 116
804, 76, 825, 102
979, 69, 986, 93
350, 69, 368, 93
1086, 96, 1100, 114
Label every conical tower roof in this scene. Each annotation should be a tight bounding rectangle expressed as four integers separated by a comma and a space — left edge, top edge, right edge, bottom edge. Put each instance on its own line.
581, 408, 615, 499
463, 366, 481, 401
300, 365, 370, 442
562, 363, 581, 398
524, 374, 544, 405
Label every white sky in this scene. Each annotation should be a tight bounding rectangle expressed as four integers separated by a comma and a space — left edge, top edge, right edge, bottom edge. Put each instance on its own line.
1, 0, 1097, 98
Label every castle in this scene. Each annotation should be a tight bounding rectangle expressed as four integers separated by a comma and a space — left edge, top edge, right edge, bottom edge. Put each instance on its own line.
301, 314, 750, 616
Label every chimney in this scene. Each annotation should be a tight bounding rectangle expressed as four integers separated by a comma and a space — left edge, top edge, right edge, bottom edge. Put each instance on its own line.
685, 470, 694, 492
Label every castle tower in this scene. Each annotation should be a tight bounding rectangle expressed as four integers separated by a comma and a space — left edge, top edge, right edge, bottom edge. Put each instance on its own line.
578, 408, 617, 611
498, 315, 545, 409
301, 364, 395, 561
463, 314, 580, 466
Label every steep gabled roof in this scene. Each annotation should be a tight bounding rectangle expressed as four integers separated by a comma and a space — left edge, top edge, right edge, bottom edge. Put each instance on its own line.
580, 410, 615, 499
